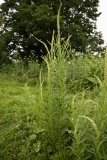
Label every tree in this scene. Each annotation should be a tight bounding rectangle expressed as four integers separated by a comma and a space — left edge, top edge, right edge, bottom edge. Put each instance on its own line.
0, 14, 11, 65
0, 0, 104, 61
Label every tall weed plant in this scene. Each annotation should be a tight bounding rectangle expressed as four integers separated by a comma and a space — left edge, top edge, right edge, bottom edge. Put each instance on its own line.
66, 53, 104, 93
1, 4, 107, 160
36, 4, 73, 159
36, 5, 107, 160
68, 47, 107, 160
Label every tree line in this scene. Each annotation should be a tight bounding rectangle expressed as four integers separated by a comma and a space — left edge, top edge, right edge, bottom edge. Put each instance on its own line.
0, 0, 105, 65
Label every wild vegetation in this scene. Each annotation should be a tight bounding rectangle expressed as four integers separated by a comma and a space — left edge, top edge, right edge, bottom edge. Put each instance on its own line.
0, 8, 107, 160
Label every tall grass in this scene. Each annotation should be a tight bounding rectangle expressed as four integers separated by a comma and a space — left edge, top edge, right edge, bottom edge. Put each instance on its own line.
104, 46, 107, 84
36, 5, 72, 159
1, 5, 107, 160
36, 5, 107, 160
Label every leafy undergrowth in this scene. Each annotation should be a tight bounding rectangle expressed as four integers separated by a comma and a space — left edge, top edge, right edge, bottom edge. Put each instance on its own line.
0, 39, 107, 160
0, 47, 107, 160
1, 71, 107, 160
0, 9, 106, 159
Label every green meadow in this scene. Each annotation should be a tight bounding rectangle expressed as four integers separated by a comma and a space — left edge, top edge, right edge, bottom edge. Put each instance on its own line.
1, 43, 107, 160
0, 12, 107, 160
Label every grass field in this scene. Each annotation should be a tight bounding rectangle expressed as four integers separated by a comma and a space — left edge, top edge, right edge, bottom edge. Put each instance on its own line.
0, 14, 107, 159
0, 50, 107, 160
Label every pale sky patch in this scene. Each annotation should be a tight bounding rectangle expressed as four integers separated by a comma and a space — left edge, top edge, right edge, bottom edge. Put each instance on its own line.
97, 0, 107, 45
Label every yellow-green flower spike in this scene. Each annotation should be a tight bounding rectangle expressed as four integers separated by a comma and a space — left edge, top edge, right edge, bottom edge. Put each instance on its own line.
104, 46, 107, 84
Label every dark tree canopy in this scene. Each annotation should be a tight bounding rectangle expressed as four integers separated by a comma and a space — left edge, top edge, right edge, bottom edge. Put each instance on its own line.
0, 14, 11, 65
0, 0, 104, 61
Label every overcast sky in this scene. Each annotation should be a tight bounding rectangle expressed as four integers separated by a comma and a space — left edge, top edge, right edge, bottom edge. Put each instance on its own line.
97, 1, 107, 45
0, 0, 107, 45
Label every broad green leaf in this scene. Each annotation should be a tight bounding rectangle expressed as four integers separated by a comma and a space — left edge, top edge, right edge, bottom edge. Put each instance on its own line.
86, 76, 99, 84
32, 121, 45, 134
29, 134, 37, 141
33, 141, 41, 153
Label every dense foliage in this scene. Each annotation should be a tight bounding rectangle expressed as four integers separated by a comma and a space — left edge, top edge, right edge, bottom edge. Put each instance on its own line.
0, 0, 104, 62
0, 14, 10, 65
1, 8, 107, 159
0, 36, 106, 160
